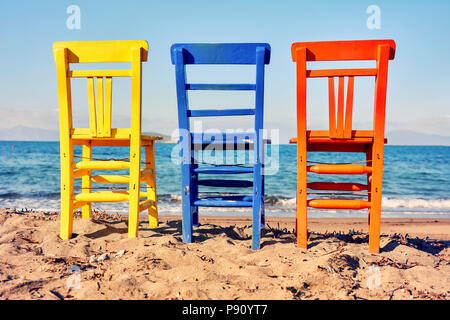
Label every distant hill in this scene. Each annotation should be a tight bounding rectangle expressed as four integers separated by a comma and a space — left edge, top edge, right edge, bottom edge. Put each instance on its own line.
387, 130, 450, 146
142, 131, 173, 142
0, 126, 172, 142
1, 126, 448, 145
0, 126, 59, 141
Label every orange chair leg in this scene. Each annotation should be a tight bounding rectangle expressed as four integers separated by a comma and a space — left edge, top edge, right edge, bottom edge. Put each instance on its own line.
365, 146, 372, 226
296, 143, 308, 249
368, 144, 383, 254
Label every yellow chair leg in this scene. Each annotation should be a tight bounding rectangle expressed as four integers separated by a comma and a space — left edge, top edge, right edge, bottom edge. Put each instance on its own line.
81, 141, 92, 219
128, 138, 141, 238
146, 143, 158, 228
60, 145, 74, 239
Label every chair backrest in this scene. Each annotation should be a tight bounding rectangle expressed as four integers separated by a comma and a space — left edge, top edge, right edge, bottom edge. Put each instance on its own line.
291, 40, 395, 140
170, 43, 271, 138
53, 40, 148, 140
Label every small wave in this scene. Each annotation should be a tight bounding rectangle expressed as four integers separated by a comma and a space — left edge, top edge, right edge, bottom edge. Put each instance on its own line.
157, 194, 182, 203
0, 192, 24, 199
381, 197, 450, 209
148, 194, 450, 210
264, 195, 296, 207
1, 194, 450, 214
266, 195, 450, 210
0, 191, 60, 199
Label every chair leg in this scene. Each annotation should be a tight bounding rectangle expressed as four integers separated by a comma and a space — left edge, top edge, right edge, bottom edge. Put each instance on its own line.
60, 143, 74, 239
260, 173, 265, 228
296, 143, 308, 249
181, 163, 193, 243
365, 146, 373, 226
192, 206, 199, 227
368, 143, 384, 253
192, 167, 199, 227
145, 143, 158, 228
81, 141, 92, 219
128, 139, 141, 238
252, 163, 262, 250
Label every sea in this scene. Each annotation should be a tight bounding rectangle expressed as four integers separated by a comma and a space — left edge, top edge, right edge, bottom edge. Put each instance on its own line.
0, 141, 449, 219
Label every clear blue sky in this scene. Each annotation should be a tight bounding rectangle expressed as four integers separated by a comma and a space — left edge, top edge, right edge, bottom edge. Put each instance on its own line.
0, 0, 449, 142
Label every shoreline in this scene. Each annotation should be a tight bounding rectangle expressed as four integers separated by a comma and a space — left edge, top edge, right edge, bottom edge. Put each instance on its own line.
159, 216, 450, 240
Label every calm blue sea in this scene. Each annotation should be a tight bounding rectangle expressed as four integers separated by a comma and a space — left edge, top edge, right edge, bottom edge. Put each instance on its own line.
0, 141, 449, 218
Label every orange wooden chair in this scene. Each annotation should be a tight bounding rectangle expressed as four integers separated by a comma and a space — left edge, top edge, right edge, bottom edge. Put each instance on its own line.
290, 40, 396, 253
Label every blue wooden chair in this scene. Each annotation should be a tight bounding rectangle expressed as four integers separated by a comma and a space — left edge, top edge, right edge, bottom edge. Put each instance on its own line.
171, 43, 271, 250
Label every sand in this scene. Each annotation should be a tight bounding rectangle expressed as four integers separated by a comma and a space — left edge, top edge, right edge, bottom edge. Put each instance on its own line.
0, 209, 448, 300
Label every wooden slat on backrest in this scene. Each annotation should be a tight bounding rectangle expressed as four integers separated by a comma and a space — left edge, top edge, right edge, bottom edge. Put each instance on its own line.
104, 77, 112, 137
171, 43, 271, 65
53, 40, 148, 63
327, 76, 357, 139
87, 78, 97, 136
336, 76, 345, 138
328, 77, 337, 138
96, 77, 104, 137
344, 76, 355, 139
292, 40, 395, 62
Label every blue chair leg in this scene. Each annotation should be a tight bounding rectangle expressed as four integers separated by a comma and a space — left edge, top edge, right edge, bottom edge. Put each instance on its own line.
261, 173, 265, 228
192, 171, 199, 227
252, 163, 262, 250
192, 207, 199, 227
181, 164, 193, 243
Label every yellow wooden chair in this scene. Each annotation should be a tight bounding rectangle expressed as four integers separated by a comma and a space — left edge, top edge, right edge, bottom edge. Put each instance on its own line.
53, 40, 161, 240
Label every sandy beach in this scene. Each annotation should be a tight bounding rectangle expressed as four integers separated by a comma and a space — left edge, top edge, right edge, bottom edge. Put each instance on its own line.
0, 209, 448, 300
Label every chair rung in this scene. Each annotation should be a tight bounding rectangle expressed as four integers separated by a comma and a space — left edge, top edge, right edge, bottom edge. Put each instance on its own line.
198, 179, 253, 188
74, 191, 130, 202
307, 164, 372, 174
186, 83, 256, 91
191, 132, 255, 146
187, 109, 255, 117
73, 201, 88, 211
74, 160, 130, 170
139, 199, 156, 212
91, 174, 151, 184
307, 182, 368, 191
73, 169, 89, 179
307, 199, 371, 209
92, 175, 129, 184
140, 168, 153, 176
193, 166, 253, 174
73, 191, 149, 203
194, 195, 253, 207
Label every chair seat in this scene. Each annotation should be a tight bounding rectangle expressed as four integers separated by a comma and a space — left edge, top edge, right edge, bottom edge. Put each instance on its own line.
72, 134, 162, 147
289, 132, 386, 153
289, 130, 387, 145
142, 134, 164, 141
